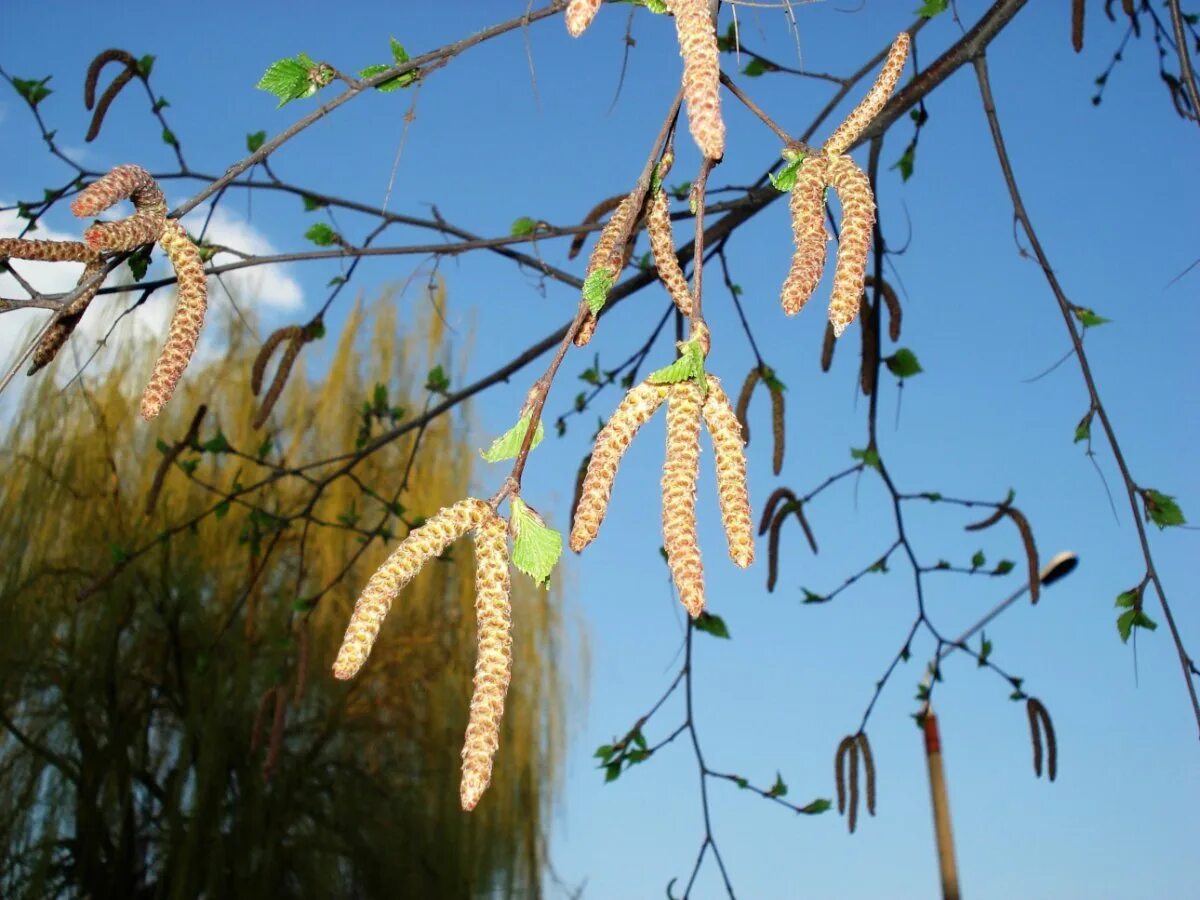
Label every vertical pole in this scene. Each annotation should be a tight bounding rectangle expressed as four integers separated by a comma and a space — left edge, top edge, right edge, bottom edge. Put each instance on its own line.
923, 710, 961, 900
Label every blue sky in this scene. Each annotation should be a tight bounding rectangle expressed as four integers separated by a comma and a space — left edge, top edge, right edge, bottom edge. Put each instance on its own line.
2, 2, 1198, 898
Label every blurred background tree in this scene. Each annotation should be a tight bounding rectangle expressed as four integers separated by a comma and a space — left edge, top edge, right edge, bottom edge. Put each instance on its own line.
0, 284, 568, 899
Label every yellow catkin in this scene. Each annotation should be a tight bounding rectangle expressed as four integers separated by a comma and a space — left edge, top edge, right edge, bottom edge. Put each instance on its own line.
648, 188, 693, 316
460, 512, 513, 811
575, 190, 638, 346
668, 0, 725, 160
781, 155, 830, 316
570, 382, 670, 551
662, 381, 705, 617
29, 258, 107, 374
565, 0, 603, 37
824, 155, 875, 338
140, 219, 208, 420
701, 376, 753, 569
333, 498, 490, 680
823, 33, 910, 156
84, 210, 165, 252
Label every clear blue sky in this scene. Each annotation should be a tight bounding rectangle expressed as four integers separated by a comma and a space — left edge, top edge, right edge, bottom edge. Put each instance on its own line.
2, 2, 1197, 897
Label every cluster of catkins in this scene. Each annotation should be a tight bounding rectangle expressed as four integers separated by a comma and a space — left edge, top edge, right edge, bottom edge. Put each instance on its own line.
332, 498, 513, 811
0, 164, 207, 419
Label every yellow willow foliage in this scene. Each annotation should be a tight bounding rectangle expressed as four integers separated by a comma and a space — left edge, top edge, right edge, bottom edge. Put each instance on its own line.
0, 285, 569, 899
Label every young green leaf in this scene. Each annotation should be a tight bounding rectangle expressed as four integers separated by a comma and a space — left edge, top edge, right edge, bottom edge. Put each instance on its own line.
694, 612, 731, 639
12, 76, 52, 108
647, 338, 706, 392
891, 144, 917, 181
1141, 489, 1185, 529
768, 154, 806, 192
885, 348, 923, 378
137, 54, 156, 77
256, 54, 323, 107
1117, 608, 1158, 643
1073, 307, 1111, 328
304, 223, 336, 246
915, 0, 949, 17
425, 364, 450, 394
481, 414, 545, 462
971, 550, 986, 569
742, 58, 769, 77
850, 446, 881, 470
246, 130, 267, 153
767, 771, 788, 798
302, 194, 328, 211
1074, 408, 1094, 443
799, 799, 833, 815
583, 267, 615, 315
510, 498, 563, 588
127, 246, 152, 281
510, 216, 538, 237
977, 632, 993, 667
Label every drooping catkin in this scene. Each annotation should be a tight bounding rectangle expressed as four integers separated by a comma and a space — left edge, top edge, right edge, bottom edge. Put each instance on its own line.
84, 49, 139, 143
823, 33, 910, 156
667, 0, 725, 160
769, 380, 785, 476
734, 367, 761, 446
824, 154, 875, 337
781, 155, 830, 316
648, 188, 694, 315
460, 512, 513, 811
834, 735, 855, 814
820, 321, 836, 371
1072, 0, 1085, 52
847, 735, 860, 833
857, 732, 877, 816
333, 498, 489, 680
28, 258, 107, 374
252, 325, 303, 395
84, 210, 166, 252
575, 190, 638, 346
0, 238, 98, 263
859, 294, 878, 397
71, 164, 167, 219
701, 376, 753, 569
570, 382, 669, 551
569, 193, 624, 260
866, 274, 902, 341
140, 219, 208, 420
565, 0, 603, 37
662, 381, 705, 617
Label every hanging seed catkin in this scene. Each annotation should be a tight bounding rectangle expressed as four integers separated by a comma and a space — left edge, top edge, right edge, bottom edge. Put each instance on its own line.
769, 380, 785, 476
333, 498, 490, 680
823, 33, 910, 156
570, 382, 670, 551
252, 325, 304, 395
781, 155, 830, 316
84, 49, 140, 142
820, 322, 836, 371
667, 0, 725, 160
29, 258, 107, 374
662, 381, 705, 617
140, 219, 207, 420
857, 732, 877, 816
460, 512, 513, 811
734, 367, 761, 446
565, 0, 603, 37
824, 154, 875, 337
701, 376, 753, 568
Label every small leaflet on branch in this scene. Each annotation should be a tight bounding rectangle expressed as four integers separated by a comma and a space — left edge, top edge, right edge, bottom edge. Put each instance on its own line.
510, 498, 562, 588
481, 414, 545, 463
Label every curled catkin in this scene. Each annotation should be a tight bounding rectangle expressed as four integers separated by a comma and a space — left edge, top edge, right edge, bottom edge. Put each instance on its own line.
702, 376, 753, 569
140, 219, 207, 420
662, 381, 705, 617
84, 49, 139, 143
825, 155, 875, 337
84, 209, 165, 253
823, 33, 910, 156
781, 155, 830, 316
251, 326, 303, 395
734, 367, 761, 446
28, 258, 107, 374
71, 164, 166, 219
333, 498, 490, 680
570, 382, 669, 551
668, 0, 725, 160
565, 0, 603, 37
460, 512, 513, 811
648, 188, 693, 315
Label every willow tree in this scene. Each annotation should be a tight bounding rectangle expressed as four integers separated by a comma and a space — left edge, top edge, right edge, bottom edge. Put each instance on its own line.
0, 288, 566, 899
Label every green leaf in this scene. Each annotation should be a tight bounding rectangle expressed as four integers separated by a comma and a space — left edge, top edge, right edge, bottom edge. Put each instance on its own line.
767, 771, 788, 798
669, 181, 692, 201
155, 438, 170, 454
801, 588, 827, 604
425, 364, 450, 394
302, 193, 328, 211
631, 728, 648, 751
978, 632, 993, 667
256, 54, 322, 108
582, 267, 615, 315
1117, 608, 1158, 643
799, 798, 833, 815
639, 0, 668, 12
971, 550, 986, 570
327, 275, 347, 287
1073, 307, 1111, 328
359, 39, 417, 92
152, 97, 170, 112
769, 154, 807, 192
885, 348, 923, 378
992, 559, 1016, 576
304, 223, 336, 246
481, 414, 545, 462
137, 54, 156, 78
202, 431, 231, 454
246, 130, 266, 153
1141, 489, 1185, 529
257, 437, 274, 459
108, 543, 129, 564
1074, 408, 1094, 444
510, 216, 538, 237
604, 762, 621, 783
161, 128, 178, 147
891, 143, 916, 181
594, 744, 615, 761
215, 500, 230, 520
915, 0, 948, 16
12, 76, 52, 107
126, 246, 152, 281
742, 58, 769, 77
292, 598, 317, 613
647, 337, 706, 392
850, 446, 881, 470
694, 612, 730, 639
1114, 588, 1140, 609
510, 498, 562, 588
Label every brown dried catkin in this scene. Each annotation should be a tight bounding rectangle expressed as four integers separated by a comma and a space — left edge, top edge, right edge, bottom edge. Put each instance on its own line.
1072, 0, 1085, 52
460, 512, 513, 811
662, 382, 705, 617
253, 331, 306, 429
769, 382, 785, 476
84, 49, 140, 143
734, 368, 762, 446
820, 322, 836, 372
857, 732, 876, 816
28, 257, 107, 374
